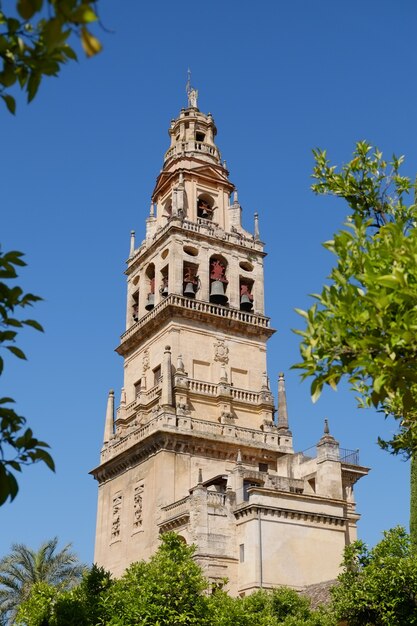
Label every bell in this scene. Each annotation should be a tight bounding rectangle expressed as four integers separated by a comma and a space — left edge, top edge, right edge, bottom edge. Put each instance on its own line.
145, 293, 155, 311
240, 294, 253, 311
201, 208, 209, 219
183, 282, 196, 298
210, 280, 228, 304
161, 285, 168, 297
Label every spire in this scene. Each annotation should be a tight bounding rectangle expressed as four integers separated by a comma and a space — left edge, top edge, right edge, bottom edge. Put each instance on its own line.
161, 345, 173, 407
129, 230, 135, 258
103, 389, 114, 444
254, 212, 260, 241
277, 372, 290, 431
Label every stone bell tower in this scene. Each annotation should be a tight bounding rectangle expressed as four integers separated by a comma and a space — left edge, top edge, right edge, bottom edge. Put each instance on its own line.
91, 84, 368, 595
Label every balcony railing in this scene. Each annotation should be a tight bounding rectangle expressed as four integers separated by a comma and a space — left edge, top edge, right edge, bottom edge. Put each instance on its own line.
300, 445, 361, 467
164, 140, 220, 163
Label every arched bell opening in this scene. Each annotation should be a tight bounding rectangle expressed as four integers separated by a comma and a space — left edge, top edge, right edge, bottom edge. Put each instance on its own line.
197, 193, 215, 221
131, 289, 139, 322
209, 255, 228, 305
239, 278, 254, 312
160, 265, 168, 298
131, 274, 140, 323
183, 262, 199, 299
145, 264, 155, 311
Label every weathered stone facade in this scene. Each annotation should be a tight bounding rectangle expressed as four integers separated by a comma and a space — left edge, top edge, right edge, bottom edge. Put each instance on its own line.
91, 88, 368, 595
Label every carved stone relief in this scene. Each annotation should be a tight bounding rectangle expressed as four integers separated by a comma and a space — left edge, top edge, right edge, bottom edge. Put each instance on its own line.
111, 494, 122, 540
142, 349, 150, 372
133, 484, 144, 529
213, 339, 229, 364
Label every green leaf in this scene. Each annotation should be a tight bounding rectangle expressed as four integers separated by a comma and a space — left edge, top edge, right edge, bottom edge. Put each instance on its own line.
23, 319, 44, 332
1, 94, 16, 114
6, 346, 27, 359
27, 71, 41, 103
376, 275, 401, 288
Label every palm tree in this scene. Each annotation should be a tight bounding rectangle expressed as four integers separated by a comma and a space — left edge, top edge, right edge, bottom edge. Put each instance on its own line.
0, 537, 85, 624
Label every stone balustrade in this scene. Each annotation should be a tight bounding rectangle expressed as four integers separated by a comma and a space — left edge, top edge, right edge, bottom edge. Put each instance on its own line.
207, 491, 227, 507
101, 412, 282, 463
164, 140, 220, 163
119, 293, 272, 349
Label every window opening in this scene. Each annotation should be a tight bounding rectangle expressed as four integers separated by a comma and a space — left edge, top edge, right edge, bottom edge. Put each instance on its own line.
239, 544, 245, 563
153, 366, 161, 386
134, 380, 142, 401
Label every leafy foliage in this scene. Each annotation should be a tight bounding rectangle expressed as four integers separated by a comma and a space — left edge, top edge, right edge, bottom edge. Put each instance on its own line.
0, 248, 54, 505
294, 141, 417, 456
0, 0, 102, 113
100, 532, 209, 625
0, 537, 85, 624
207, 586, 333, 626
331, 527, 417, 625
14, 533, 333, 626
15, 564, 112, 626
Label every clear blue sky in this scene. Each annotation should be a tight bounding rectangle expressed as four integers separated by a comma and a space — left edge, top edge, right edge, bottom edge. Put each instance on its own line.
2, 0, 416, 565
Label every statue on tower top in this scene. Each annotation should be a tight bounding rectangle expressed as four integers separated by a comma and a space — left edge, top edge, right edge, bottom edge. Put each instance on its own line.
186, 68, 198, 109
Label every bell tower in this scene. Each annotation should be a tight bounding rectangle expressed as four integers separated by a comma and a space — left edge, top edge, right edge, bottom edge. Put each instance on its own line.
92, 87, 367, 595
